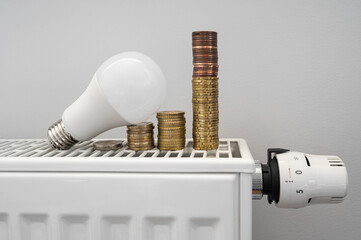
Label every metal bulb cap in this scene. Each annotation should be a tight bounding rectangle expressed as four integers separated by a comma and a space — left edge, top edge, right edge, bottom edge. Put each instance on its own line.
47, 119, 78, 150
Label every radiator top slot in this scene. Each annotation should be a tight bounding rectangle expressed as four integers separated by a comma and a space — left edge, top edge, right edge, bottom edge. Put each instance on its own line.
0, 139, 242, 159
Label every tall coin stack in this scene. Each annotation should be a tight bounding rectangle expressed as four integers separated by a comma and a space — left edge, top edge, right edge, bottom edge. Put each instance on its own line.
192, 31, 219, 150
127, 122, 155, 151
157, 111, 186, 151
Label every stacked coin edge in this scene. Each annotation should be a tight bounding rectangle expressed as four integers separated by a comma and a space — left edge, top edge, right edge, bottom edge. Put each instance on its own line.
157, 111, 186, 151
192, 31, 219, 150
127, 122, 155, 151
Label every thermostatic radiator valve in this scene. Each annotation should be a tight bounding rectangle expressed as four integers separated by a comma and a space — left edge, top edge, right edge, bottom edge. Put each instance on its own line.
252, 148, 348, 208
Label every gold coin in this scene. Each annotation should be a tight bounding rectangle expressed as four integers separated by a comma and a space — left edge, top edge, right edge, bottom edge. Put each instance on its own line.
158, 121, 185, 124
192, 84, 218, 87
158, 146, 185, 149
193, 108, 218, 111
158, 143, 185, 146
193, 140, 219, 143
193, 113, 219, 117
193, 122, 218, 125
192, 80, 218, 83
158, 130, 186, 133
158, 132, 186, 135
193, 131, 218, 135
192, 94, 218, 97
158, 137, 186, 140
129, 146, 155, 151
158, 137, 186, 141
194, 112, 218, 115
192, 77, 219, 80
128, 143, 155, 148
158, 134, 186, 138
157, 140, 185, 143
158, 128, 186, 132
194, 117, 219, 120
193, 94, 218, 98
157, 119, 186, 122
193, 142, 219, 146
193, 118, 218, 122
193, 137, 218, 140
158, 121, 186, 124
192, 100, 218, 104
158, 137, 185, 141
193, 134, 218, 138
128, 138, 154, 142
127, 136, 154, 140
193, 127, 218, 130
127, 131, 153, 135
193, 130, 218, 134
157, 111, 185, 117
158, 124, 186, 127
158, 118, 185, 120
127, 122, 154, 129
128, 141, 154, 144
158, 141, 185, 144
193, 105, 218, 108
192, 88, 218, 92
193, 126, 218, 129
158, 147, 184, 151
193, 146, 218, 150
193, 132, 218, 135
192, 79, 218, 83
193, 126, 218, 128
158, 126, 186, 129
193, 110, 218, 113
127, 138, 154, 143
192, 95, 218, 98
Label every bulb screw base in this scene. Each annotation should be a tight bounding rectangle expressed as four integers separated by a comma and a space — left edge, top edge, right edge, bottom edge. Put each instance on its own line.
47, 119, 78, 150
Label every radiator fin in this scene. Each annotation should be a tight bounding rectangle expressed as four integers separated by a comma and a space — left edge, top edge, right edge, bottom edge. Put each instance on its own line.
61, 215, 89, 240
190, 218, 220, 240
144, 217, 175, 240
102, 216, 131, 240
0, 214, 9, 240
20, 214, 48, 240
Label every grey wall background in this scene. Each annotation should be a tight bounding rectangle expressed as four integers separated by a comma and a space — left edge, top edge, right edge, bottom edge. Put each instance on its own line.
1, 0, 360, 239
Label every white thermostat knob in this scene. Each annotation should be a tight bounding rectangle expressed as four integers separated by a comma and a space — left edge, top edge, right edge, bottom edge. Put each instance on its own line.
276, 151, 348, 208
252, 148, 348, 209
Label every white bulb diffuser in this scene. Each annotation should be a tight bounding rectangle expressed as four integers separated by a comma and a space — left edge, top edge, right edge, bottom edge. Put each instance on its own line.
48, 52, 166, 150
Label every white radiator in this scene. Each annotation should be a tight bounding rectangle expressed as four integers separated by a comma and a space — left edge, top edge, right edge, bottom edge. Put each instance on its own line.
0, 138, 254, 240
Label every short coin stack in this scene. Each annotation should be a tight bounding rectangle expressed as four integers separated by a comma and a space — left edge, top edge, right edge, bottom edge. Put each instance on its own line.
157, 111, 186, 151
192, 31, 219, 150
127, 122, 155, 151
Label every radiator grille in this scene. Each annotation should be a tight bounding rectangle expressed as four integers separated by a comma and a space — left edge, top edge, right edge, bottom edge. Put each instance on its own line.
0, 139, 241, 158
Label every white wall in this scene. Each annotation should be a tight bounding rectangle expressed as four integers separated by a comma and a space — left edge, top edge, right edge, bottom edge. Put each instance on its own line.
1, 0, 360, 239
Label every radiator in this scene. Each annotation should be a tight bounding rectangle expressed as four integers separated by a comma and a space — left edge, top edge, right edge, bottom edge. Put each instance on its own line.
0, 138, 254, 240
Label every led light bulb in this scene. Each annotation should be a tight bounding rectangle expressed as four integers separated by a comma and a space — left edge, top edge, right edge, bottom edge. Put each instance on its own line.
48, 52, 166, 150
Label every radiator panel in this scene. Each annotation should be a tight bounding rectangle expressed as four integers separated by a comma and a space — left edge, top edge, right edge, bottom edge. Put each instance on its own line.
0, 172, 239, 240
0, 139, 253, 240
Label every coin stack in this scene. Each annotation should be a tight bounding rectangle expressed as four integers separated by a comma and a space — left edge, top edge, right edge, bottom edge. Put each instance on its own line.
157, 111, 186, 151
127, 122, 155, 151
192, 31, 219, 150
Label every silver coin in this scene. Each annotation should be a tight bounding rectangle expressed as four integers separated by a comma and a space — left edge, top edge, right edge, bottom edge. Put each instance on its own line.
93, 140, 123, 151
